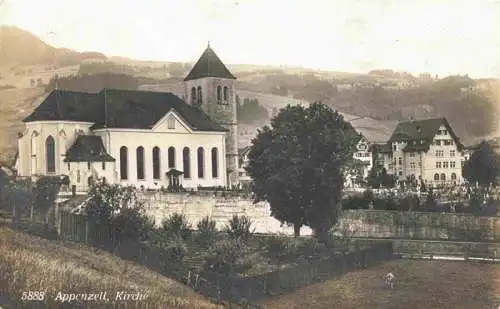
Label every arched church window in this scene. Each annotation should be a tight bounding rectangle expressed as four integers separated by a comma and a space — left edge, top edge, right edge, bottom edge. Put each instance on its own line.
120, 146, 128, 180
183, 147, 191, 178
152, 146, 161, 180
168, 146, 176, 168
211, 147, 218, 178
136, 146, 145, 180
440, 173, 446, 181
197, 86, 202, 106
191, 87, 196, 105
197, 147, 205, 178
45, 135, 55, 173
217, 85, 222, 102
223, 86, 228, 101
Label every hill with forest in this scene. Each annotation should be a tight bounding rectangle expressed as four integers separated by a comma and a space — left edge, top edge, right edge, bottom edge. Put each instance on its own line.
0, 27, 498, 164
0, 26, 107, 66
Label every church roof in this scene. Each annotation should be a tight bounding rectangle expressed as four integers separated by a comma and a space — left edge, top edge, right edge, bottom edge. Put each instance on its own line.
64, 135, 115, 162
184, 46, 236, 81
24, 89, 227, 132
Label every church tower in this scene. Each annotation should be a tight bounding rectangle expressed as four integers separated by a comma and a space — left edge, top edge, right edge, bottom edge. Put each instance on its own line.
184, 43, 239, 187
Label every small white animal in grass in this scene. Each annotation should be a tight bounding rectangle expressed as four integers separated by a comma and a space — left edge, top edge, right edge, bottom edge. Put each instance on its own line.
384, 272, 395, 289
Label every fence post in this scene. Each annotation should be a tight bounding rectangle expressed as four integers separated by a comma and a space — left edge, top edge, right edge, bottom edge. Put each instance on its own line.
85, 219, 89, 244
29, 202, 34, 222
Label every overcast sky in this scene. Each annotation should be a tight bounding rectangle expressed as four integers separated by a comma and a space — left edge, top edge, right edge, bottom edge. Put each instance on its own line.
1, 0, 500, 78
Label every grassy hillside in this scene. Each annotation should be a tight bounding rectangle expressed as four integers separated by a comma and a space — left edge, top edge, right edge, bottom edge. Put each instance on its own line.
0, 88, 45, 163
260, 259, 500, 309
0, 225, 223, 309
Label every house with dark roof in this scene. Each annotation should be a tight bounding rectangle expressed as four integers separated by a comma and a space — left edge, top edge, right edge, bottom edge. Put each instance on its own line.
16, 44, 240, 191
372, 117, 469, 187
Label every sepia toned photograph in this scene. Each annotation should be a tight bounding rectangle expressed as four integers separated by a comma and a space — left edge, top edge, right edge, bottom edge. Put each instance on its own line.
0, 0, 500, 308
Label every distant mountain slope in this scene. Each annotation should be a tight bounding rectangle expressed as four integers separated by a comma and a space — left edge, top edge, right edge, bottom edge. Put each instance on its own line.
0, 26, 107, 66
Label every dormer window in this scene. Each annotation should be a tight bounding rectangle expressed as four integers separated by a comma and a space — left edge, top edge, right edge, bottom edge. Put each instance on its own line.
167, 115, 176, 129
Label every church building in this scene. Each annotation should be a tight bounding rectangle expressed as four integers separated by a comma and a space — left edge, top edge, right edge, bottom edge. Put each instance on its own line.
16, 45, 240, 191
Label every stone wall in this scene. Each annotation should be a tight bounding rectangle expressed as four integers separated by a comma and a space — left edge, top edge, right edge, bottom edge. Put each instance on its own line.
139, 192, 313, 235
342, 209, 500, 241
139, 193, 500, 240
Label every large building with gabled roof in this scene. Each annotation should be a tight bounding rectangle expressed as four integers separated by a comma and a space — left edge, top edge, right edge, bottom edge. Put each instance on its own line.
371, 117, 470, 187
16, 44, 239, 191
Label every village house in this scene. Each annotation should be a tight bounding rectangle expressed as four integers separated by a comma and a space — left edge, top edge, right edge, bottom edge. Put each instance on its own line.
371, 118, 469, 187
16, 44, 241, 191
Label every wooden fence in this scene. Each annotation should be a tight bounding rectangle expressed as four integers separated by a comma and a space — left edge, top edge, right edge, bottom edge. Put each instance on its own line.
194, 242, 394, 302
46, 209, 395, 303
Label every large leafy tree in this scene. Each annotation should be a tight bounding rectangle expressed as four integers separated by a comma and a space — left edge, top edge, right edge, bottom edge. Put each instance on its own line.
462, 141, 500, 188
246, 102, 359, 238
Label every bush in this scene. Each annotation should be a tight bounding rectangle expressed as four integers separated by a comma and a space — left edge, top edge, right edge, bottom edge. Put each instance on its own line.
297, 237, 318, 257
111, 207, 155, 243
266, 235, 299, 260
373, 194, 399, 210
203, 238, 250, 275
161, 213, 192, 241
342, 191, 373, 210
195, 216, 217, 248
399, 194, 420, 211
224, 215, 254, 241
163, 235, 188, 264
423, 190, 440, 212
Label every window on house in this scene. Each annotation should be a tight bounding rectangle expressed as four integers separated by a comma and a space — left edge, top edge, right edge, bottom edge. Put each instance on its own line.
211, 147, 218, 178
440, 173, 446, 181
102, 161, 106, 170
418, 161, 422, 167
450, 161, 456, 168
450, 150, 455, 157
183, 147, 191, 178
45, 135, 55, 173
197, 86, 202, 106
167, 115, 176, 129
443, 161, 449, 168
191, 87, 196, 105
152, 146, 160, 179
197, 147, 205, 178
434, 173, 439, 181
77, 170, 81, 183
223, 86, 229, 101
398, 157, 403, 165
120, 146, 128, 180
87, 162, 91, 170
168, 146, 176, 169
217, 86, 222, 103
443, 130, 448, 135
451, 173, 457, 180
136, 146, 145, 180
67, 162, 70, 171
436, 162, 442, 168
393, 144, 397, 151
436, 130, 442, 135
410, 162, 415, 169
410, 152, 415, 157
398, 171, 403, 176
